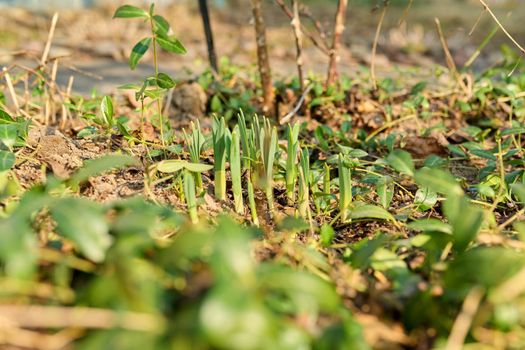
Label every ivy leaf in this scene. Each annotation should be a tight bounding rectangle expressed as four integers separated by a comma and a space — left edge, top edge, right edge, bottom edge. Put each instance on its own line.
129, 37, 152, 70
113, 5, 149, 19
157, 36, 187, 54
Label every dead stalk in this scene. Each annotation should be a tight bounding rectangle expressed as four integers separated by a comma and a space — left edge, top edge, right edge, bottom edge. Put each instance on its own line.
326, 0, 348, 88
291, 0, 305, 92
477, 0, 525, 54
41, 13, 59, 66
2, 67, 20, 114
274, 0, 329, 55
434, 18, 458, 78
251, 0, 274, 114
371, 5, 387, 90
0, 305, 165, 332
445, 286, 485, 350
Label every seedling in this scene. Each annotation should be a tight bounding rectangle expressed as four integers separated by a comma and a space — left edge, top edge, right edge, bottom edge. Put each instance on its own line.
230, 127, 244, 214
183, 120, 205, 192
338, 154, 352, 223
297, 147, 310, 219
212, 116, 230, 201
285, 122, 300, 204
183, 169, 198, 223
113, 4, 186, 148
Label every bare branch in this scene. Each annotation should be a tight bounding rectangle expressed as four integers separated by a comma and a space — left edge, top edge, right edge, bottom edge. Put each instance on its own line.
326, 0, 348, 88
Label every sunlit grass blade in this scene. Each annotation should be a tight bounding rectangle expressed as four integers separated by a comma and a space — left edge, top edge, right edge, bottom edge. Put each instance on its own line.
285, 122, 300, 204
183, 120, 205, 192
183, 169, 198, 224
212, 116, 230, 200
338, 154, 352, 223
247, 172, 259, 226
297, 147, 310, 219
230, 127, 244, 214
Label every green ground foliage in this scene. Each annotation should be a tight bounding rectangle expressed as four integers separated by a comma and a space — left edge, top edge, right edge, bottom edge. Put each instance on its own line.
2, 2, 525, 350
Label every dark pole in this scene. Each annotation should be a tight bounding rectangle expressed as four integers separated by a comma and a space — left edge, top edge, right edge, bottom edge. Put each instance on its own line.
198, 0, 219, 73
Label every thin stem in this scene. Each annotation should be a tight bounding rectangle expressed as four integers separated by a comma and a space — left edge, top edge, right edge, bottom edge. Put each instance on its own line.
149, 16, 166, 150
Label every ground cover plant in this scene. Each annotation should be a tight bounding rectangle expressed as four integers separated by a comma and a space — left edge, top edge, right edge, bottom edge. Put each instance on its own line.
1, 0, 525, 349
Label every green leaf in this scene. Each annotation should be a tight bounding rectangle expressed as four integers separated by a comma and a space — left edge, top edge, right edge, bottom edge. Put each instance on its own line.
0, 109, 14, 123
51, 198, 112, 262
156, 160, 213, 173
415, 167, 463, 197
70, 155, 138, 186
320, 224, 335, 247
0, 124, 17, 150
156, 72, 176, 89
157, 36, 187, 54
100, 95, 114, 127
444, 247, 524, 293
386, 150, 414, 176
443, 196, 483, 252
0, 150, 15, 171
376, 175, 393, 209
153, 15, 170, 36
351, 204, 395, 221
414, 187, 438, 211
113, 5, 149, 19
407, 219, 452, 234
129, 37, 152, 70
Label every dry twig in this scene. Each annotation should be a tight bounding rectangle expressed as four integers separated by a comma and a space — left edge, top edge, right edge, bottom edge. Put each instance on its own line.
251, 0, 274, 114
326, 0, 348, 88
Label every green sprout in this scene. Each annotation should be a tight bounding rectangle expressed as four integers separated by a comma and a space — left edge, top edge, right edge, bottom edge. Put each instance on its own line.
338, 154, 352, 223
285, 122, 300, 205
237, 111, 259, 225
230, 126, 244, 215
183, 169, 198, 224
212, 116, 230, 201
113, 4, 186, 149
297, 147, 310, 219
183, 120, 206, 193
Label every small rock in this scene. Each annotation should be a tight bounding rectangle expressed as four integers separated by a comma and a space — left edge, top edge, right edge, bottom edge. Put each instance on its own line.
171, 81, 207, 119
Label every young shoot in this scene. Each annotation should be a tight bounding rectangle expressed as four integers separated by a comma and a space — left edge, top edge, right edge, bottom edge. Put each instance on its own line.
297, 147, 310, 219
183, 169, 198, 224
338, 154, 352, 223
183, 120, 205, 192
285, 122, 300, 204
212, 116, 230, 201
113, 3, 186, 149
237, 111, 258, 225
230, 127, 244, 214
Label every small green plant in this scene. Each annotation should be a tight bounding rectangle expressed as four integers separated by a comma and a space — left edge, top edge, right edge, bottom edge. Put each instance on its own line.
338, 154, 352, 223
238, 111, 259, 225
183, 169, 198, 223
212, 116, 230, 201
285, 122, 300, 204
183, 120, 206, 193
297, 147, 310, 219
230, 126, 244, 214
113, 4, 186, 149
252, 115, 278, 214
